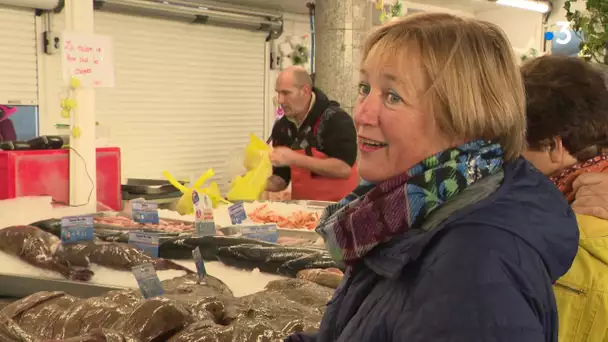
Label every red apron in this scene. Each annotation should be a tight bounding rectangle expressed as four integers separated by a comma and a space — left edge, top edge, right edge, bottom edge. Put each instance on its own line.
289, 113, 359, 202
290, 149, 359, 201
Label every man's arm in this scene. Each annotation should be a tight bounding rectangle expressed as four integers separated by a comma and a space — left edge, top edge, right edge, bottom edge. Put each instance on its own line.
294, 109, 357, 179
267, 120, 291, 192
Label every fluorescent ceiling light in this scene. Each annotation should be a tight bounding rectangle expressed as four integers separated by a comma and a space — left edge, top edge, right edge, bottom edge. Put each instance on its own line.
496, 0, 550, 13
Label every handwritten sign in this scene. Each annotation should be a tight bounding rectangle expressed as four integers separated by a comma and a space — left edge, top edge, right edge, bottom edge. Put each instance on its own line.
61, 32, 115, 88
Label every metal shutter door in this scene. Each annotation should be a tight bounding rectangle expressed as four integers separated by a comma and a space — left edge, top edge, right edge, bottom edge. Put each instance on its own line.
0, 5, 38, 105
94, 11, 266, 186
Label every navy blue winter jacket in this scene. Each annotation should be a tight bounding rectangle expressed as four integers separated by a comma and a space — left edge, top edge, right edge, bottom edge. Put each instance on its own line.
286, 158, 579, 342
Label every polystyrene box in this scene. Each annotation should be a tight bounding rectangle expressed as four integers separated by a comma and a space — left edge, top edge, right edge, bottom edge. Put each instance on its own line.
0, 147, 122, 211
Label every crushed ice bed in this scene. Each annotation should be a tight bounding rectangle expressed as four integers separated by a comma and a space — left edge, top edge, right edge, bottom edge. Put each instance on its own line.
0, 251, 286, 297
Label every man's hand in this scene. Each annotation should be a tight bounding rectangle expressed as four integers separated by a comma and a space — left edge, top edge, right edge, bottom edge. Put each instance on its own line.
271, 146, 352, 179
572, 172, 608, 220
270, 147, 299, 167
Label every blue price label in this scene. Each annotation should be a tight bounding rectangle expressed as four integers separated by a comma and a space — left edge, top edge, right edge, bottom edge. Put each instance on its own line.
240, 224, 279, 243
60, 215, 95, 244
128, 231, 160, 258
192, 246, 207, 283
194, 191, 216, 237
132, 202, 160, 224
131, 263, 164, 298
228, 202, 248, 225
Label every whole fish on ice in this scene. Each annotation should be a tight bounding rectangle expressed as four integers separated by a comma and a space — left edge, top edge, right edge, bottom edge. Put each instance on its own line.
215, 244, 339, 277
55, 241, 194, 274
0, 226, 93, 281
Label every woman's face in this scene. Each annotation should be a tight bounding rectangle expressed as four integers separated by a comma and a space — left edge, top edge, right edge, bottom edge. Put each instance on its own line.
354, 52, 455, 182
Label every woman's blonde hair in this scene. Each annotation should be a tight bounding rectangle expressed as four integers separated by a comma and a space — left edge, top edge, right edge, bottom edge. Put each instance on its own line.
363, 13, 526, 161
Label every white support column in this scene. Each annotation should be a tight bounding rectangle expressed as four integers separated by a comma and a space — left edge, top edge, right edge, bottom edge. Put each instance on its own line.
315, 0, 373, 115
64, 0, 97, 210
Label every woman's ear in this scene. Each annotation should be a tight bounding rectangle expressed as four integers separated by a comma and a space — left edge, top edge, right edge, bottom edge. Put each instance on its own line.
549, 136, 579, 168
548, 137, 565, 164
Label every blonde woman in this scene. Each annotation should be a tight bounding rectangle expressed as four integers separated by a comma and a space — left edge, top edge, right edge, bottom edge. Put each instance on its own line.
286, 13, 578, 342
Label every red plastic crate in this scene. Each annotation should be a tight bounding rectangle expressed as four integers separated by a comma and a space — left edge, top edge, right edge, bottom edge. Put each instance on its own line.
0, 147, 122, 211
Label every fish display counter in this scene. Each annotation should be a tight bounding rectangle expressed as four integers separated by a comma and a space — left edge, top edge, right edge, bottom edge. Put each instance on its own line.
0, 197, 346, 340
0, 272, 338, 341
0, 199, 340, 289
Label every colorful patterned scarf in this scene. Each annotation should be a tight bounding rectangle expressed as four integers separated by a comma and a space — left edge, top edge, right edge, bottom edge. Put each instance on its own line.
550, 154, 608, 203
316, 140, 504, 265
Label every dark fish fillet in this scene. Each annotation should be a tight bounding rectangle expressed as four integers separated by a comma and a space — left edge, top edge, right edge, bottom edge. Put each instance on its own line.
110, 298, 193, 342
55, 241, 194, 274
29, 218, 194, 260
215, 244, 340, 277
0, 313, 37, 342
183, 235, 277, 261
53, 291, 141, 338
61, 329, 138, 342
0, 226, 93, 281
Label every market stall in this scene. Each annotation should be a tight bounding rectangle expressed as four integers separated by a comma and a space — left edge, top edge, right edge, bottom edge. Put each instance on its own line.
0, 192, 341, 340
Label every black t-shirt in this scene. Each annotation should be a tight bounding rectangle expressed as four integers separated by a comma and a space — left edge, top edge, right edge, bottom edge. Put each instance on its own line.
270, 88, 357, 184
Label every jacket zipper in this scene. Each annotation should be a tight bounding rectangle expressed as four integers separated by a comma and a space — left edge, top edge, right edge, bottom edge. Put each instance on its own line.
555, 282, 585, 295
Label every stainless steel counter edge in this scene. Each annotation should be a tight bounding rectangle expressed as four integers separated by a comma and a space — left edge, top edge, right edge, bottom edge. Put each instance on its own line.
0, 273, 128, 299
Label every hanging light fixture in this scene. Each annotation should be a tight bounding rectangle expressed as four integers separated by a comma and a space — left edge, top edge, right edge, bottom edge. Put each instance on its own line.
495, 0, 551, 13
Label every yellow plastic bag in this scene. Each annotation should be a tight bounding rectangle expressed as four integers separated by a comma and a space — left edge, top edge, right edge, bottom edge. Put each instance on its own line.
163, 168, 229, 215
226, 134, 272, 202
244, 133, 271, 171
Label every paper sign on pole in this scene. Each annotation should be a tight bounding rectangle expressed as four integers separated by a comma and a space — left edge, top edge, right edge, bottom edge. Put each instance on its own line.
61, 32, 115, 88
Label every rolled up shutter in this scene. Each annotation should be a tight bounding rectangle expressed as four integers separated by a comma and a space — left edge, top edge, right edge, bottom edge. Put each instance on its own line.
0, 5, 38, 105
94, 11, 266, 186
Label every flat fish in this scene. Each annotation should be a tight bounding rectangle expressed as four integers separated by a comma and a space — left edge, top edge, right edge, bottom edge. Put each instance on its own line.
0, 226, 93, 281
0, 291, 79, 339
53, 290, 141, 338
6, 288, 196, 341
110, 298, 194, 342
264, 278, 335, 310
61, 329, 138, 342
0, 313, 37, 342
55, 241, 194, 274
167, 320, 233, 342
215, 244, 340, 277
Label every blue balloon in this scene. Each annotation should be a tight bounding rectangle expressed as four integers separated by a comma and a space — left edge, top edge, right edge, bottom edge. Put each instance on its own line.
544, 32, 555, 40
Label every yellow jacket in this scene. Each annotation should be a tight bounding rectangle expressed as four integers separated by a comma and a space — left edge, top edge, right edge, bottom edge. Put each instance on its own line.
555, 214, 608, 342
